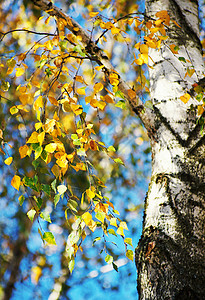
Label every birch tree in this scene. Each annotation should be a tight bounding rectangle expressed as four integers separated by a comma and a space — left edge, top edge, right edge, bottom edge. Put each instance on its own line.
0, 0, 204, 299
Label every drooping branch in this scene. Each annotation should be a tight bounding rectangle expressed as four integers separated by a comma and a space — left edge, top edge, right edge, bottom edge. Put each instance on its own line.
31, 0, 155, 133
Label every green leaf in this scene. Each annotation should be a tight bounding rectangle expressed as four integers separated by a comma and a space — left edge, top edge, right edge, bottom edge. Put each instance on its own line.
18, 195, 25, 206
105, 254, 113, 264
43, 232, 56, 245
115, 100, 126, 109
73, 45, 85, 57
178, 57, 186, 63
45, 67, 52, 77
35, 197, 43, 210
40, 211, 51, 223
42, 184, 51, 196
32, 159, 40, 170
112, 262, 118, 272
27, 209, 36, 222
23, 176, 40, 192
115, 90, 124, 99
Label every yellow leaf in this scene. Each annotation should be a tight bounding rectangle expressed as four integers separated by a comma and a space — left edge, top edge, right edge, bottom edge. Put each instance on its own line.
4, 157, 13, 165
82, 211, 92, 225
19, 145, 29, 158
95, 65, 104, 71
86, 188, 95, 199
31, 266, 42, 284
26, 132, 39, 144
70, 104, 83, 115
37, 131, 45, 145
89, 11, 99, 17
11, 175, 21, 191
119, 221, 128, 230
57, 184, 67, 195
109, 73, 119, 86
110, 218, 118, 227
35, 122, 42, 131
88, 219, 97, 232
198, 105, 204, 116
140, 44, 149, 54
45, 143, 57, 153
180, 93, 191, 104
19, 93, 33, 105
45, 16, 52, 25
96, 100, 106, 110
111, 26, 120, 35
94, 82, 104, 93
117, 227, 124, 236
102, 94, 114, 103
34, 96, 44, 110
76, 87, 86, 95
16, 67, 25, 77
141, 53, 148, 64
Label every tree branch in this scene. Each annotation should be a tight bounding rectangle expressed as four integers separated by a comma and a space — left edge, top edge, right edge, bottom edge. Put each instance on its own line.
31, 0, 155, 132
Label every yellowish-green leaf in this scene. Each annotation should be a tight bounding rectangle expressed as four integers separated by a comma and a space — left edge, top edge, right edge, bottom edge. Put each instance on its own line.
40, 212, 51, 223
105, 254, 113, 264
124, 238, 133, 247
18, 195, 25, 206
126, 249, 134, 261
10, 106, 19, 115
95, 211, 105, 223
43, 232, 57, 245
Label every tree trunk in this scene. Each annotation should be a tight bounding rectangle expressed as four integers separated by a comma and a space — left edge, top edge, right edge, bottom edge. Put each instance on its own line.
136, 0, 205, 299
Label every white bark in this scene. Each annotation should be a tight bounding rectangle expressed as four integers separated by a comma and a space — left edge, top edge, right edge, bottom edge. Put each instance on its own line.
136, 0, 205, 299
